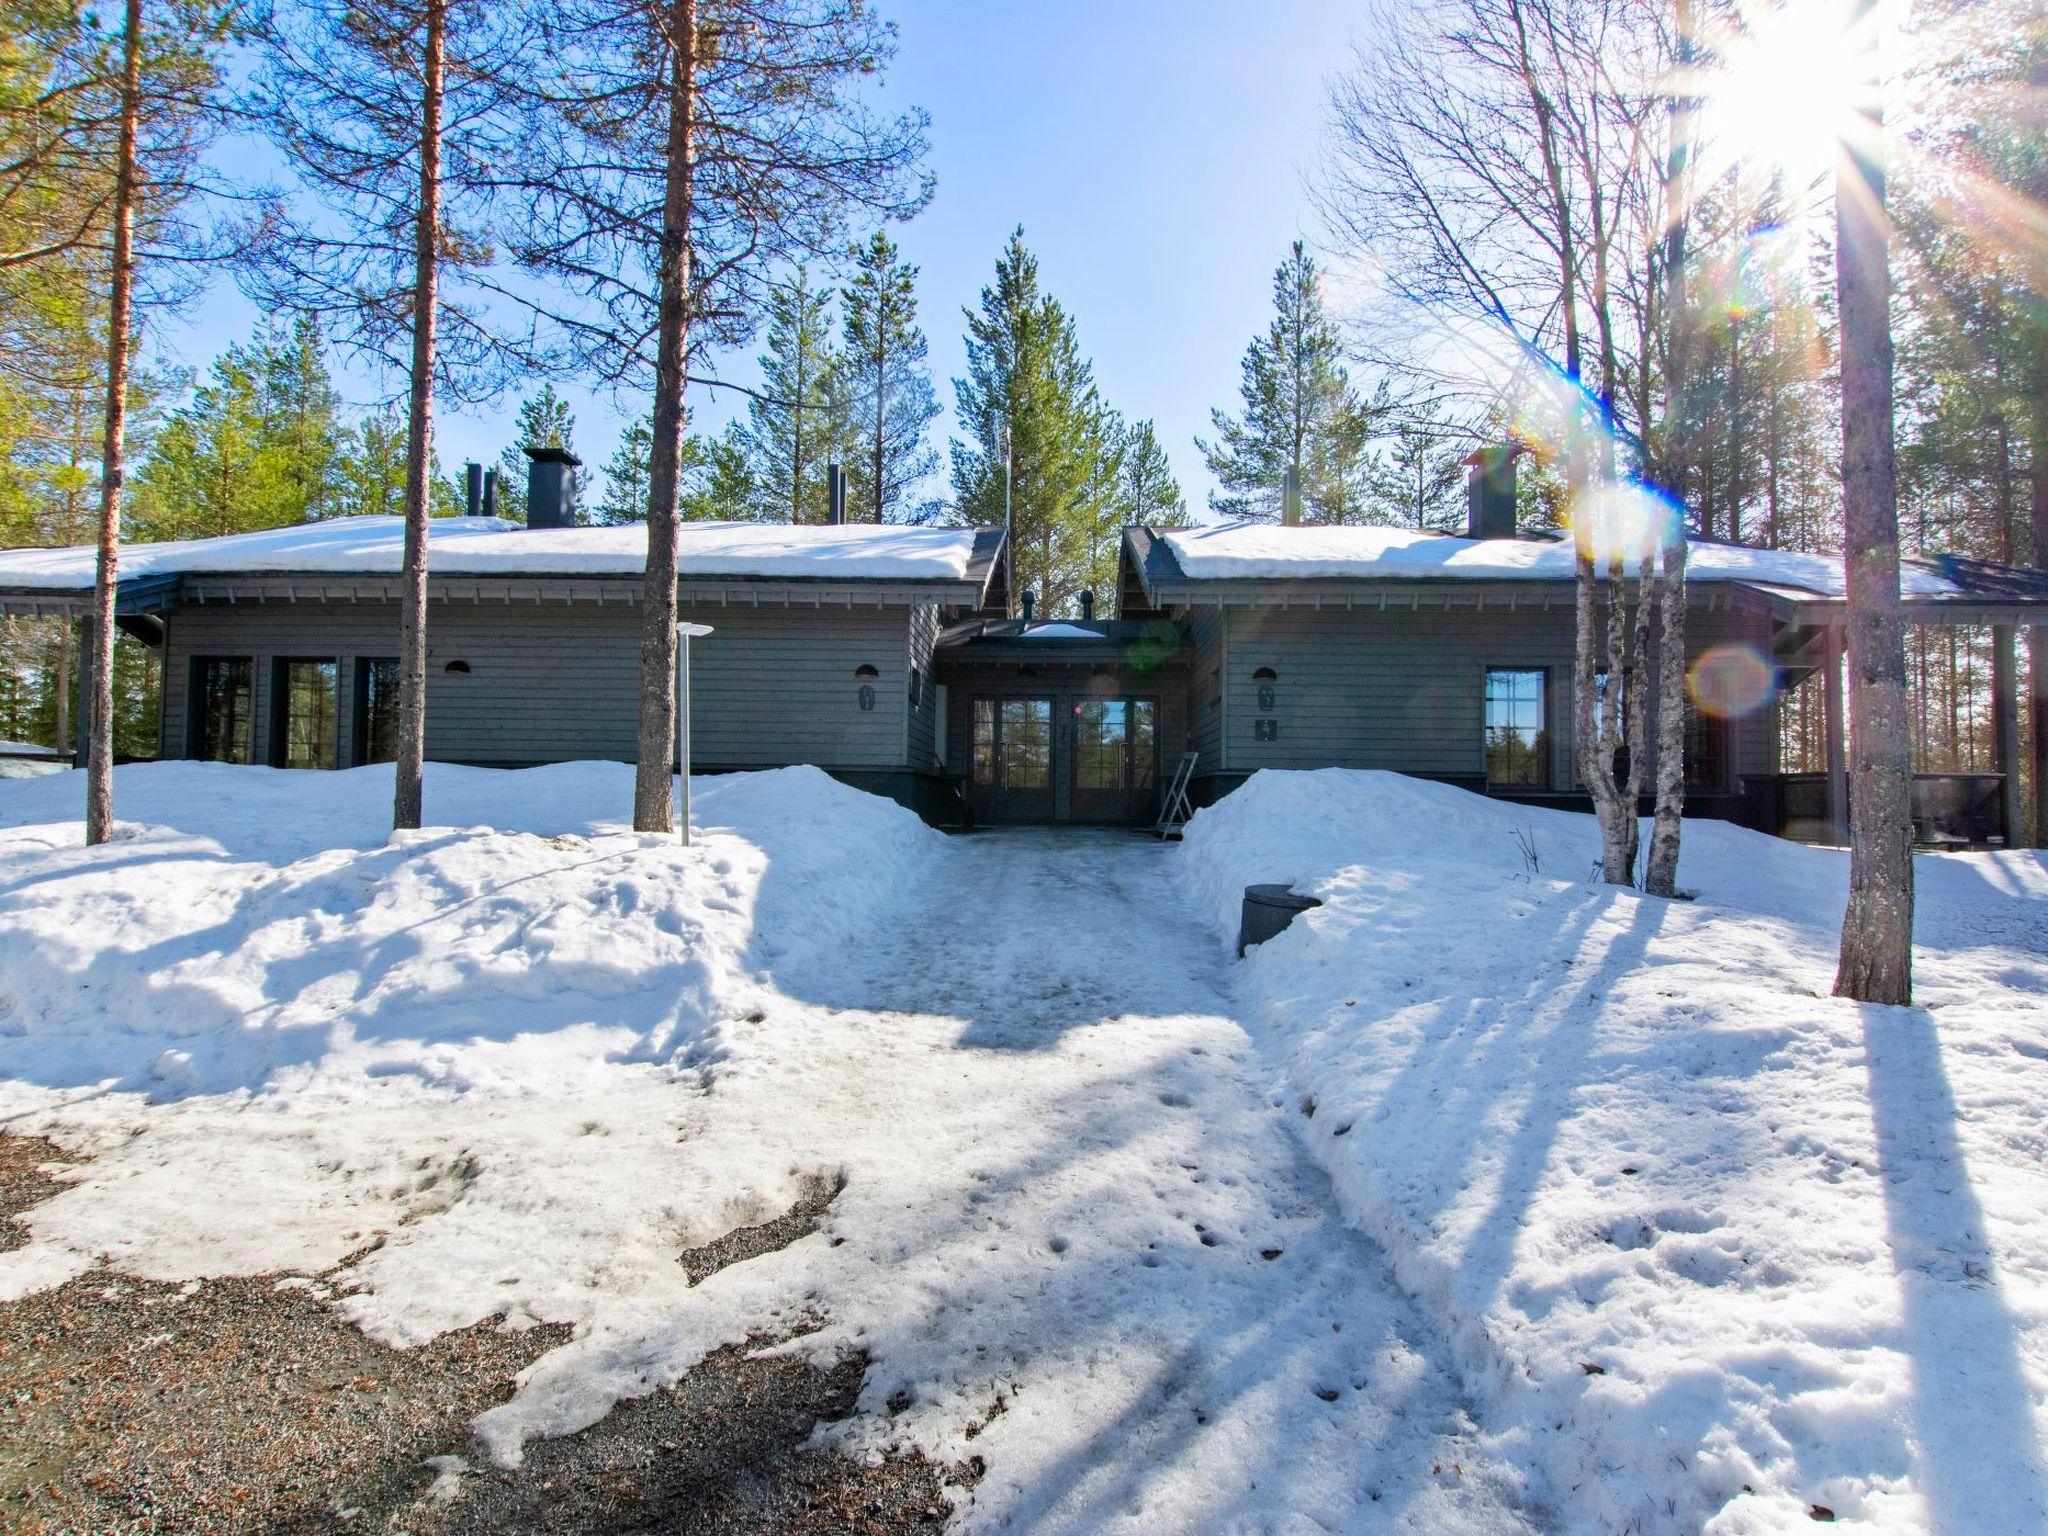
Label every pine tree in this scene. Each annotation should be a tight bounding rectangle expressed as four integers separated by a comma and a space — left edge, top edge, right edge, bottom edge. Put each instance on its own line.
130, 316, 346, 538
1200, 241, 1373, 523
594, 414, 652, 526
682, 424, 757, 522
951, 228, 1124, 614
838, 231, 938, 522
1117, 418, 1188, 525
495, 383, 579, 524
736, 268, 838, 523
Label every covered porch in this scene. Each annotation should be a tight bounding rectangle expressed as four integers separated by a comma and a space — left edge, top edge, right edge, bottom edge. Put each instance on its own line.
1760, 557, 2048, 848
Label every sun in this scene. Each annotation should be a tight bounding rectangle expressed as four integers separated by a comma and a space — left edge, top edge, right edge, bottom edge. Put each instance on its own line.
1695, 0, 1883, 194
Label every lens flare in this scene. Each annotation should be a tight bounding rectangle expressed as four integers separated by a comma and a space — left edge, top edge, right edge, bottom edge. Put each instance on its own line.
1688, 644, 1776, 719
1568, 481, 1684, 567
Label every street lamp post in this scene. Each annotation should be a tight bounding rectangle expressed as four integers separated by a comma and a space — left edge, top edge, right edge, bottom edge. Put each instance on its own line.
675, 621, 713, 845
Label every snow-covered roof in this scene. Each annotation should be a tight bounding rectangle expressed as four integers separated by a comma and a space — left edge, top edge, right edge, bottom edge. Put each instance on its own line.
1154, 523, 1963, 599
0, 515, 990, 590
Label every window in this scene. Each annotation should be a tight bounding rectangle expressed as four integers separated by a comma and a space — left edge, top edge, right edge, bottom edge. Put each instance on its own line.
190, 657, 253, 764
1485, 668, 1548, 788
1131, 699, 1157, 791
355, 658, 400, 766
1075, 700, 1128, 790
999, 699, 1051, 788
972, 698, 1051, 788
1685, 703, 1729, 789
909, 665, 923, 709
272, 659, 339, 770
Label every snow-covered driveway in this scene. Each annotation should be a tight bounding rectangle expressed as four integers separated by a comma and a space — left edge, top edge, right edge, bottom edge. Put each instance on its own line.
0, 765, 1543, 1533
672, 827, 1543, 1533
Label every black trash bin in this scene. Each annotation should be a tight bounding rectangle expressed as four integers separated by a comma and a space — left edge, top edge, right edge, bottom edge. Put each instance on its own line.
1237, 883, 1322, 957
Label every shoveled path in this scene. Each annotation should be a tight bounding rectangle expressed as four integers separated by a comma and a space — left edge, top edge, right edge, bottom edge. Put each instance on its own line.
708, 826, 1548, 1535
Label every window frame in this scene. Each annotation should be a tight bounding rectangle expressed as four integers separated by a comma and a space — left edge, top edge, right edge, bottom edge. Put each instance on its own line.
269, 656, 342, 771
353, 656, 401, 768
186, 655, 255, 764
1483, 665, 1551, 790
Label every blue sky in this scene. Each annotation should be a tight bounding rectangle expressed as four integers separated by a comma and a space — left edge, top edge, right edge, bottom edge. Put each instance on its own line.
157, 0, 1374, 517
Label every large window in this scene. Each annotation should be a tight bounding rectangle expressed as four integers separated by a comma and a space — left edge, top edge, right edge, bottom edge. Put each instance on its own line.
272, 659, 339, 770
1484, 668, 1548, 788
1685, 702, 1729, 789
354, 657, 400, 766
190, 657, 253, 764
971, 698, 1052, 789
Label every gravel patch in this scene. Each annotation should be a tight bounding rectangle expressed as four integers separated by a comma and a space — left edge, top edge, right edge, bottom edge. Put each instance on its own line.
0, 1136, 964, 1535
679, 1169, 846, 1285
410, 1325, 970, 1535
0, 1133, 74, 1252
0, 1265, 565, 1535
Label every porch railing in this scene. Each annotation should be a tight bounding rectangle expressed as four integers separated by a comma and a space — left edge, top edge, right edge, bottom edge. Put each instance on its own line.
1769, 771, 2008, 847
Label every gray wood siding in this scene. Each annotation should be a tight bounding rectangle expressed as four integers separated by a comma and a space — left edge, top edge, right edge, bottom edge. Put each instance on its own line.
1216, 602, 1780, 783
160, 598, 920, 770
1184, 607, 1225, 768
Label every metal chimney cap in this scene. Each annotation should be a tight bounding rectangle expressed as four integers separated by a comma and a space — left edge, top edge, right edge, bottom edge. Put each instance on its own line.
522, 445, 582, 467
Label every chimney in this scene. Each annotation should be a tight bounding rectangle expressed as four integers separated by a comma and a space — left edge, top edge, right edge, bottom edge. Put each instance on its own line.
481, 468, 499, 519
1465, 445, 1521, 539
524, 445, 581, 530
1021, 590, 1036, 622
1282, 464, 1302, 526
1079, 590, 1095, 621
465, 462, 484, 519
826, 463, 847, 525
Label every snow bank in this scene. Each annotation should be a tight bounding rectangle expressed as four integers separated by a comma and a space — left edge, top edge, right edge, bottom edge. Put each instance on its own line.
1159, 522, 1961, 597
1184, 770, 2048, 1534
0, 514, 983, 587
0, 761, 939, 1402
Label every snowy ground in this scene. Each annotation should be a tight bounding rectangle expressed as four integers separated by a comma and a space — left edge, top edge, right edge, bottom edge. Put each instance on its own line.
1185, 769, 2048, 1536
0, 763, 1542, 1533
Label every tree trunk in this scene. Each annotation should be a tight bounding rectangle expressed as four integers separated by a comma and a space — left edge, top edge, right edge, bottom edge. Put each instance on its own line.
1833, 5, 1913, 1005
1645, 0, 1697, 897
2031, 413, 2048, 847
632, 0, 698, 834
393, 0, 446, 832
86, 0, 143, 847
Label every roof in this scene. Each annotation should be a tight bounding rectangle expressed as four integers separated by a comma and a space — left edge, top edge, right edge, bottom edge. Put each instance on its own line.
1122, 523, 2048, 622
937, 615, 1187, 666
1149, 522, 1959, 597
0, 517, 1010, 611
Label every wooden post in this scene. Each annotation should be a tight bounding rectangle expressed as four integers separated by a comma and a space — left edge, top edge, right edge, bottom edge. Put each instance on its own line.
1993, 623, 2021, 846
73, 612, 93, 768
1824, 623, 1848, 844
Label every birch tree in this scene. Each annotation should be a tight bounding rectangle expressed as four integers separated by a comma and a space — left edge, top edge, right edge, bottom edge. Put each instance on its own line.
1320, 0, 1695, 888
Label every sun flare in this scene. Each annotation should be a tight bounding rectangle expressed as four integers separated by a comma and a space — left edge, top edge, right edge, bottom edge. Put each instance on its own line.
1696, 0, 1879, 192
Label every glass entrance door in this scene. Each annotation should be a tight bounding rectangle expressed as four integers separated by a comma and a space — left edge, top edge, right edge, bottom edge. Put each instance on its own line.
970, 697, 1055, 821
1069, 697, 1158, 823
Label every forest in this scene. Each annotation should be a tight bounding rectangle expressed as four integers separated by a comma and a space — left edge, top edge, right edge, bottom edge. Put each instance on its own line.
0, 2, 2041, 865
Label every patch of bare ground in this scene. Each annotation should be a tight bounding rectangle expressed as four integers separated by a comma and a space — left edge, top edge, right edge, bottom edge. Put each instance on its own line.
408, 1327, 972, 1536
0, 1137, 966, 1535
0, 1133, 74, 1251
0, 1264, 567, 1535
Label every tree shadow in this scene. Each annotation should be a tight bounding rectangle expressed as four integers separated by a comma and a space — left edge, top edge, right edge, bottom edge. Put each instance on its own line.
1860, 1003, 2048, 1531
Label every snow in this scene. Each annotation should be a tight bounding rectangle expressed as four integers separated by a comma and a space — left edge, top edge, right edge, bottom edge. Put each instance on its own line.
0, 762, 1542, 1532
0, 515, 985, 589
1018, 622, 1107, 640
0, 739, 69, 780
1183, 769, 2048, 1534
1159, 523, 1963, 598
